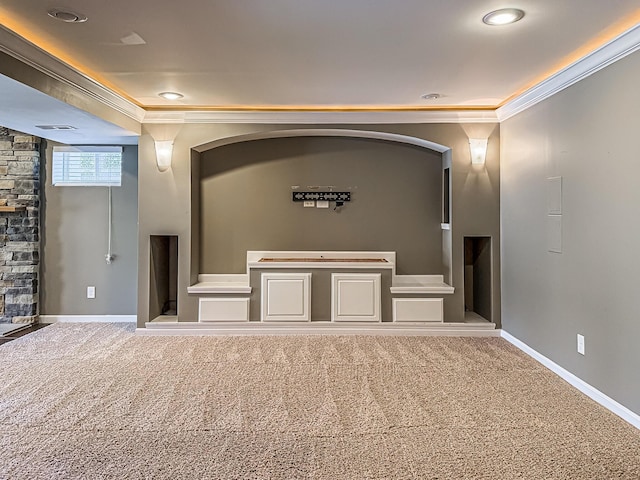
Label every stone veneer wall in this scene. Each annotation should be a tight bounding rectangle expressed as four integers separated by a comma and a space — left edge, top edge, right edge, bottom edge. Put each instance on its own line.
0, 127, 40, 324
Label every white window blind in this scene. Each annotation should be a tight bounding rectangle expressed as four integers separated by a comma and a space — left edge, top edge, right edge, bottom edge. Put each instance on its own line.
52, 146, 122, 186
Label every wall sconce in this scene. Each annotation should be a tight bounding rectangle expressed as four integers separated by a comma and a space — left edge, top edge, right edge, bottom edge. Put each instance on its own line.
154, 140, 174, 172
469, 138, 488, 165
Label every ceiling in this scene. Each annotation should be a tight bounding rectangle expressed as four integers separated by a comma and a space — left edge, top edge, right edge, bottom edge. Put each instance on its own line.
0, 1, 639, 142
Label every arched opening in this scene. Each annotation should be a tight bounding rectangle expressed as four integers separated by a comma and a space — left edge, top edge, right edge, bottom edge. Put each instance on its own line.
191, 129, 452, 278
193, 129, 452, 154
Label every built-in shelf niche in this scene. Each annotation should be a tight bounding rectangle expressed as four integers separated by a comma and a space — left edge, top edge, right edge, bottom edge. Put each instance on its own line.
149, 235, 178, 321
464, 236, 491, 322
442, 167, 450, 225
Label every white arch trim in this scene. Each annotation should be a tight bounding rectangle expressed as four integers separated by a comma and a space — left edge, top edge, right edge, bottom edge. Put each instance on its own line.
193, 128, 451, 154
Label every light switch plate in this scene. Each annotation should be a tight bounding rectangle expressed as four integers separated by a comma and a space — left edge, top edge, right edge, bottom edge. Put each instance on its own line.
87, 286, 96, 299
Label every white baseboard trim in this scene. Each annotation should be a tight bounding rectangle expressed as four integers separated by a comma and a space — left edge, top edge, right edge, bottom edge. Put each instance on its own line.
501, 330, 640, 430
138, 321, 500, 337
40, 315, 136, 323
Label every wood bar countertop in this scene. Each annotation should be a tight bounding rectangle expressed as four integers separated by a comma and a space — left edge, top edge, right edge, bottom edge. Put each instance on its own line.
259, 258, 388, 263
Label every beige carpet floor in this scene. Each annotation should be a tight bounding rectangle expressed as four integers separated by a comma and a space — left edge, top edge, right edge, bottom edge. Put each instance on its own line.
0, 323, 638, 479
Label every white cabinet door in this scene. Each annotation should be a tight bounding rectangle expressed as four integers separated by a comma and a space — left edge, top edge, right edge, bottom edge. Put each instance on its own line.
199, 298, 250, 322
261, 273, 312, 322
331, 273, 381, 322
393, 298, 443, 322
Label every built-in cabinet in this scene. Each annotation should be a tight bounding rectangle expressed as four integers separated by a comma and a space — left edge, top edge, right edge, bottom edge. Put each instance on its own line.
185, 251, 454, 327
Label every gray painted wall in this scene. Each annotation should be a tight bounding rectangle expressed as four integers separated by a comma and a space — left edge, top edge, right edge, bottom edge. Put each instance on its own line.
41, 144, 138, 315
138, 123, 500, 326
199, 136, 442, 275
501, 50, 640, 415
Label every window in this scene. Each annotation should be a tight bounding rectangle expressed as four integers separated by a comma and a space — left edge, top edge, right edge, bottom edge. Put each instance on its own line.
52, 146, 122, 186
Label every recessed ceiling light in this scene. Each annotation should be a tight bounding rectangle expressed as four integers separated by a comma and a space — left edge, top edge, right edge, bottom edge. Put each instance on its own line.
158, 92, 184, 100
47, 9, 88, 23
482, 8, 525, 26
421, 93, 441, 100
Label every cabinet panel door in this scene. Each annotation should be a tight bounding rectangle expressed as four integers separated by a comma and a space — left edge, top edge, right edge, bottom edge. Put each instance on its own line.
393, 298, 443, 322
261, 273, 312, 322
332, 273, 381, 322
199, 298, 250, 322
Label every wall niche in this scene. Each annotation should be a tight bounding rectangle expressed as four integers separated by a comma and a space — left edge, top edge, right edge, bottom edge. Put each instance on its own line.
197, 135, 444, 275
149, 235, 178, 321
464, 236, 492, 322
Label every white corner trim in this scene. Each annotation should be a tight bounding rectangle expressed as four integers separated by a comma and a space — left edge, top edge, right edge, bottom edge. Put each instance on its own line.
498, 23, 640, 122
501, 330, 640, 430
40, 315, 136, 323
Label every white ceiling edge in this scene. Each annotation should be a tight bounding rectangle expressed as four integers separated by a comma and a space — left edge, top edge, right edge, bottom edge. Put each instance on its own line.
497, 22, 640, 122
1, 20, 639, 133
143, 18, 640, 126
142, 109, 499, 124
0, 25, 145, 123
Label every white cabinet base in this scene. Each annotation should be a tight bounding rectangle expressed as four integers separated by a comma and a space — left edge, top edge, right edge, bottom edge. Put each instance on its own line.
261, 273, 312, 322
393, 298, 443, 323
199, 298, 250, 322
332, 273, 381, 322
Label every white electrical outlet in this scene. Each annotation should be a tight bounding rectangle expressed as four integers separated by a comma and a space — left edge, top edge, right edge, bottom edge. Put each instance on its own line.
87, 286, 96, 299
303, 201, 315, 207
577, 334, 585, 355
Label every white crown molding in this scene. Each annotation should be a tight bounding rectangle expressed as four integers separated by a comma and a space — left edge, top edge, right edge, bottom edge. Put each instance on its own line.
501, 330, 640, 430
142, 109, 499, 125
0, 26, 145, 123
498, 23, 640, 122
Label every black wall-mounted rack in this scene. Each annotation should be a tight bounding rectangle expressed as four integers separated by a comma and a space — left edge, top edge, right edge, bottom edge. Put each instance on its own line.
292, 192, 351, 202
